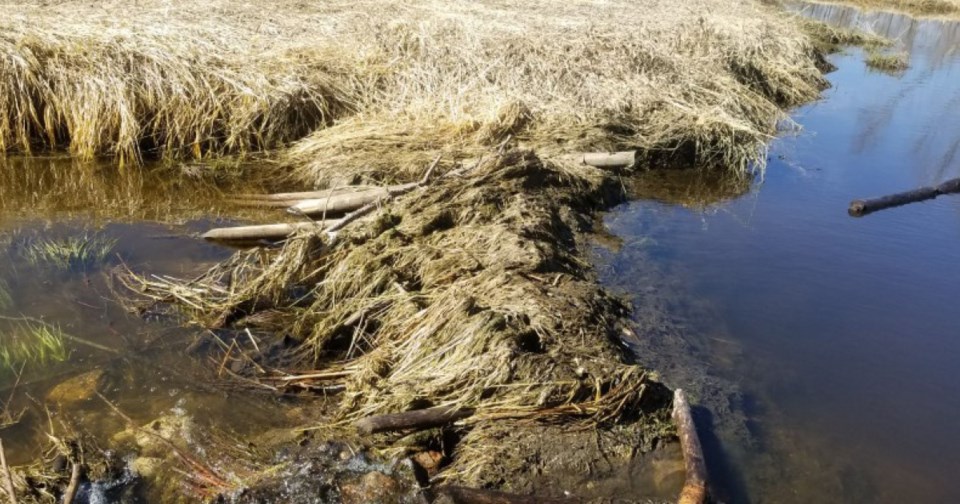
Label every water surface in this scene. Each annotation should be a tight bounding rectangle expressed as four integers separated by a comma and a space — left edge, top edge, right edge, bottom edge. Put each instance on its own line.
600, 6, 960, 503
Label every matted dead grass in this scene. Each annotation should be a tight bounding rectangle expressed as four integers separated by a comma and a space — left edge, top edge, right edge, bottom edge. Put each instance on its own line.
2, 0, 826, 174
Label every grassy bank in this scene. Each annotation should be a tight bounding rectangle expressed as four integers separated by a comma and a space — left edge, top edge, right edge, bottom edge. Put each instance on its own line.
2, 0, 825, 173
3, 0, 833, 500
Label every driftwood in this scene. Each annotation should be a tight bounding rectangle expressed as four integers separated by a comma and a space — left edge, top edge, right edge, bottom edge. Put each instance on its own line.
235, 186, 376, 202
201, 221, 340, 243
62, 461, 81, 504
580, 151, 636, 168
355, 406, 474, 435
289, 182, 419, 217
672, 389, 707, 504
848, 177, 960, 217
436, 486, 579, 504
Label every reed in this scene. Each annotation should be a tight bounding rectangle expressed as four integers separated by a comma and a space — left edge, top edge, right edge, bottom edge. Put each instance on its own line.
0, 321, 68, 371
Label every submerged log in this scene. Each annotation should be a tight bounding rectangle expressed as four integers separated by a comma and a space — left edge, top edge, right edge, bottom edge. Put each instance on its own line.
580, 151, 636, 168
290, 183, 419, 217
436, 486, 579, 504
355, 406, 474, 435
848, 177, 960, 217
202, 221, 340, 242
672, 389, 708, 504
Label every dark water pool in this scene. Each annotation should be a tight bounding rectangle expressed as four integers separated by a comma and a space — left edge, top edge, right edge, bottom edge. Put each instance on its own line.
599, 5, 960, 504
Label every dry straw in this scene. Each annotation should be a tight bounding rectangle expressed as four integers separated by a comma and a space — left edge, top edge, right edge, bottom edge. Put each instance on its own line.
2, 0, 826, 174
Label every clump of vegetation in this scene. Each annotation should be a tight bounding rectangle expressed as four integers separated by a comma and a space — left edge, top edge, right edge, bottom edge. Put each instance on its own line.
0, 321, 69, 371
22, 234, 117, 271
865, 50, 910, 72
799, 18, 891, 53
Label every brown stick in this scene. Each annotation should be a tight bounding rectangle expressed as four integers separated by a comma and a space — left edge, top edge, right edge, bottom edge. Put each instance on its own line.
201, 220, 340, 242
355, 406, 474, 435
0, 439, 17, 504
62, 461, 81, 504
580, 151, 636, 168
848, 177, 960, 217
672, 389, 708, 504
437, 486, 579, 504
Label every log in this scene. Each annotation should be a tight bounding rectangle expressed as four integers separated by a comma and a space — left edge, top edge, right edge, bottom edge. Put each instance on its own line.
354, 406, 474, 435
848, 177, 960, 217
201, 221, 340, 243
436, 486, 579, 504
672, 389, 708, 504
580, 151, 636, 168
290, 183, 419, 217
235, 186, 376, 202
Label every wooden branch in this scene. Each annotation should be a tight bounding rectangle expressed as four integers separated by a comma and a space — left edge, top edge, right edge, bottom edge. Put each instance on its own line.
0, 439, 17, 504
62, 461, 81, 504
848, 177, 960, 217
234, 186, 376, 202
436, 486, 579, 504
201, 221, 340, 243
289, 183, 419, 217
580, 151, 636, 168
672, 389, 708, 504
355, 406, 474, 435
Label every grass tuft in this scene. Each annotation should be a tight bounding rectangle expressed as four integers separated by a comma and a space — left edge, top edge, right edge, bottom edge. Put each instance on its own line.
0, 321, 69, 371
0, 278, 11, 311
865, 50, 910, 72
22, 234, 117, 271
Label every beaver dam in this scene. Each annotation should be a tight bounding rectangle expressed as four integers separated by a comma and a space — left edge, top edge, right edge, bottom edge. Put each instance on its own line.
0, 0, 894, 502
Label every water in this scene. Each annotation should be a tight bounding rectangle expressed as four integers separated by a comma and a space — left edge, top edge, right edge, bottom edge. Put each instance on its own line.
0, 157, 297, 469
598, 6, 960, 504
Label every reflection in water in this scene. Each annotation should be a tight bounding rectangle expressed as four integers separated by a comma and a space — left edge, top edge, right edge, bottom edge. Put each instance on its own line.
0, 156, 273, 223
599, 6, 960, 504
0, 158, 299, 472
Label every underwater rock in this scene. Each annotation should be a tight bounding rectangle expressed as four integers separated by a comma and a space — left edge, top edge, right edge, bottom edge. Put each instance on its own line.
46, 369, 105, 404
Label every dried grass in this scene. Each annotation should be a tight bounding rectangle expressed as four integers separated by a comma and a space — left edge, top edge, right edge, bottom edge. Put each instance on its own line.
2, 0, 826, 175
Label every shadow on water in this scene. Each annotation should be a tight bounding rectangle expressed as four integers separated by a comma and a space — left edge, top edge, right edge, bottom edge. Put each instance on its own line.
598, 4, 960, 504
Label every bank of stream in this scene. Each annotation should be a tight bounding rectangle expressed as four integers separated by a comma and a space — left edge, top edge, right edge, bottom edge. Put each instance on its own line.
596, 4, 960, 503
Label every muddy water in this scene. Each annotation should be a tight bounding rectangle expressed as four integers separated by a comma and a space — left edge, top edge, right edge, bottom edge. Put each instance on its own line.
598, 5, 960, 504
0, 158, 296, 467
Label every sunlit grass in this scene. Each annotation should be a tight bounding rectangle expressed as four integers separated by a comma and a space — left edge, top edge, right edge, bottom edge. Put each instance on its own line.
22, 234, 117, 271
0, 321, 69, 371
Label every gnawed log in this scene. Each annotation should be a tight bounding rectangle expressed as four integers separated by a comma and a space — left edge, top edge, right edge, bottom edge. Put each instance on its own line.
235, 186, 376, 202
580, 151, 636, 168
435, 486, 579, 504
202, 221, 340, 243
848, 177, 960, 217
355, 406, 474, 435
672, 389, 707, 504
290, 182, 419, 217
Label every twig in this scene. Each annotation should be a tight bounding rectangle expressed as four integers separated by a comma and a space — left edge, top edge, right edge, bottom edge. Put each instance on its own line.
0, 438, 17, 504
62, 460, 81, 504
419, 154, 443, 185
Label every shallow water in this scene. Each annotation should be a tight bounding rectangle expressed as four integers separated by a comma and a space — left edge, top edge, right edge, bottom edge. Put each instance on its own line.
599, 5, 960, 504
0, 158, 296, 468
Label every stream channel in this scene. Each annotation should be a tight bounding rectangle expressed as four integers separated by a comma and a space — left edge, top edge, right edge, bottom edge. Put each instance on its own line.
596, 4, 960, 503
